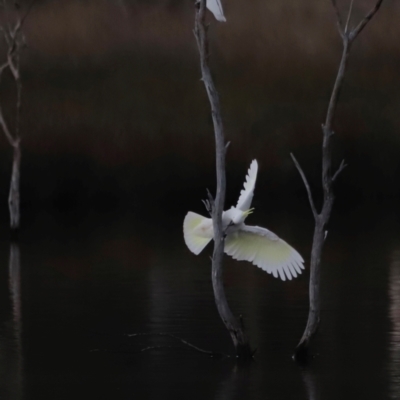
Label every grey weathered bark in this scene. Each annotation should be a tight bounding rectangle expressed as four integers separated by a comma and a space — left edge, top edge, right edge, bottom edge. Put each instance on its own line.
292, 0, 384, 361
194, 0, 252, 358
0, 0, 33, 233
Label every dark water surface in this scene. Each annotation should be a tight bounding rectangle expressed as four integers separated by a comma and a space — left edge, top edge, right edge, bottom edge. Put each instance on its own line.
0, 1, 397, 399
0, 206, 399, 399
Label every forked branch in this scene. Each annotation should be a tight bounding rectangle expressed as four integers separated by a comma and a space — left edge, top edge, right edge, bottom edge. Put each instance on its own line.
330, 0, 383, 40
0, 0, 34, 144
293, 0, 384, 362
0, 0, 35, 233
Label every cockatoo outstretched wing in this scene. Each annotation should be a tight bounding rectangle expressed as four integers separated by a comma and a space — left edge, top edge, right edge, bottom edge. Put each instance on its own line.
224, 225, 304, 281
236, 160, 258, 211
183, 212, 213, 255
206, 0, 226, 22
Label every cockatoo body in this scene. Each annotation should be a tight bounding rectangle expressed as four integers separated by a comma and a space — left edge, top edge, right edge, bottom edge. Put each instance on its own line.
183, 160, 304, 281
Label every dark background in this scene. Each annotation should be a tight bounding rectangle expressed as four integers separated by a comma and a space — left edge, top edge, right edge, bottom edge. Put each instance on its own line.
0, 0, 398, 225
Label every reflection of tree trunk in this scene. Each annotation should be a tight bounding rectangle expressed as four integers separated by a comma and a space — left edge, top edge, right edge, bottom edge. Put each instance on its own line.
301, 368, 319, 400
215, 363, 251, 400
9, 142, 21, 233
9, 243, 23, 400
10, 244, 22, 324
0, 243, 23, 400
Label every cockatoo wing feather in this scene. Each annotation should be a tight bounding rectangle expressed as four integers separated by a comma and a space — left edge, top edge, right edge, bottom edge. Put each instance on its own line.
224, 225, 304, 281
206, 0, 226, 22
236, 160, 258, 211
183, 212, 213, 255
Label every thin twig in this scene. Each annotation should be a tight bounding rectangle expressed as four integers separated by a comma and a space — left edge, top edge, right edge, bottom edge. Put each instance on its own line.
19, 0, 36, 28
8, 0, 36, 40
127, 332, 229, 357
202, 188, 215, 215
0, 26, 10, 45
349, 0, 384, 41
332, 159, 347, 181
202, 198, 212, 216
140, 345, 182, 353
290, 153, 318, 220
330, 0, 344, 37
0, 104, 16, 146
344, 0, 354, 34
14, 54, 21, 138
3, 0, 35, 83
206, 188, 215, 206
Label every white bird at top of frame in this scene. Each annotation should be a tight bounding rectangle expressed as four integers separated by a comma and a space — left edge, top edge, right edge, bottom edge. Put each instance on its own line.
207, 0, 226, 22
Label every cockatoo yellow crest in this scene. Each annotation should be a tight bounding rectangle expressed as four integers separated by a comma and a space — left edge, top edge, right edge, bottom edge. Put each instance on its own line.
183, 160, 304, 281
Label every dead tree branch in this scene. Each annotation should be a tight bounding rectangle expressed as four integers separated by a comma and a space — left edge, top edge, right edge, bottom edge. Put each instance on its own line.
332, 159, 347, 181
127, 332, 229, 358
344, 0, 354, 34
0, 103, 16, 146
293, 0, 384, 362
350, 0, 383, 39
290, 153, 318, 220
194, 0, 252, 358
331, 0, 344, 37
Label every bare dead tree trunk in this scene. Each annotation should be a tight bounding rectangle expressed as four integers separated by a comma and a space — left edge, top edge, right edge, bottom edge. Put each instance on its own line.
194, 0, 252, 358
9, 140, 21, 232
292, 0, 384, 362
0, 1, 34, 233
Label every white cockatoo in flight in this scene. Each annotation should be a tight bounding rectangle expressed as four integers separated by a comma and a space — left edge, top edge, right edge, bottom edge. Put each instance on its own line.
206, 0, 226, 22
183, 160, 304, 281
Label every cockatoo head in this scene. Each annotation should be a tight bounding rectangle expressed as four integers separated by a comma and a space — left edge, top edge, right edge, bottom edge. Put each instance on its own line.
223, 207, 254, 226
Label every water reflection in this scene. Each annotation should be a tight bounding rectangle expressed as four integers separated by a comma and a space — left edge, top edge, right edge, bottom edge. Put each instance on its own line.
301, 367, 319, 400
389, 250, 400, 399
0, 244, 23, 400
215, 363, 252, 400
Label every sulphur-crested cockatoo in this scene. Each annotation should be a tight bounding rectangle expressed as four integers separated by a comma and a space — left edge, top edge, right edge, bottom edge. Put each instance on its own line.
183, 160, 304, 281
206, 0, 226, 22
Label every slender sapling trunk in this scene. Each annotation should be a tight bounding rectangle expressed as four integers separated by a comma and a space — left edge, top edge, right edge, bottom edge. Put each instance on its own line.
292, 0, 384, 361
194, 0, 253, 358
